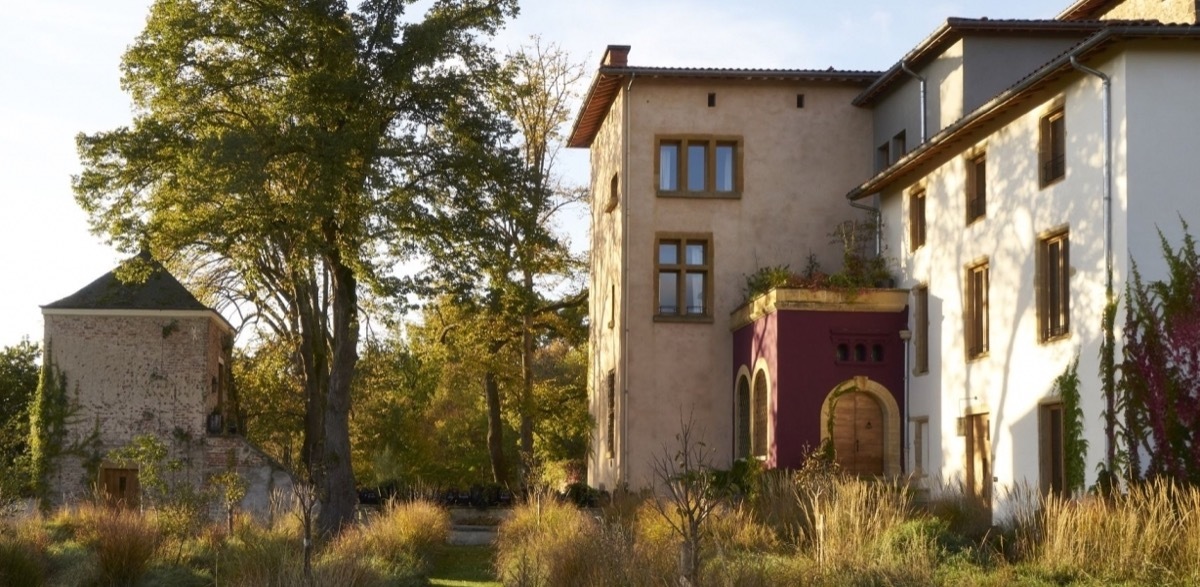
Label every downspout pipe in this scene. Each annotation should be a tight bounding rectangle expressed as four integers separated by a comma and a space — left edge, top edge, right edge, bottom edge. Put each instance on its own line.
620, 73, 634, 486
1069, 55, 1114, 472
900, 62, 927, 143
850, 199, 882, 256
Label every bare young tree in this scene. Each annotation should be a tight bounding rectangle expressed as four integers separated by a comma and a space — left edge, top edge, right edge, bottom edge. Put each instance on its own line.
649, 414, 720, 586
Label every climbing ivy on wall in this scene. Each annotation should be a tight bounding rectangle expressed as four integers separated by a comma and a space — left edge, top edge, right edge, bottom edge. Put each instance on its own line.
1120, 223, 1200, 484
28, 342, 70, 507
1053, 358, 1087, 493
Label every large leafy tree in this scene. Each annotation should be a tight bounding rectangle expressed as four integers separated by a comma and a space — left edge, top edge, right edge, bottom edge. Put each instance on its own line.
417, 38, 588, 481
0, 339, 39, 496
73, 0, 516, 534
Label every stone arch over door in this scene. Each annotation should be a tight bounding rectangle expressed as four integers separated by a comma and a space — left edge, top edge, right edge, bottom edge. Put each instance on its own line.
819, 376, 901, 477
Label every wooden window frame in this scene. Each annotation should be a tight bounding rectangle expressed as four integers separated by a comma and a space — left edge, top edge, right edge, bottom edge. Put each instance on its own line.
910, 188, 926, 251
654, 233, 714, 322
965, 261, 989, 360
911, 416, 929, 477
1040, 106, 1066, 187
735, 374, 751, 460
606, 370, 616, 458
655, 135, 743, 198
966, 153, 987, 224
913, 285, 930, 374
875, 141, 890, 172
751, 369, 769, 459
1039, 402, 1067, 497
891, 130, 906, 164
1037, 229, 1070, 342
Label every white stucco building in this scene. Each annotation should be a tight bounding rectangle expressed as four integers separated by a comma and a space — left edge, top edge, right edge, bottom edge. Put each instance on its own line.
574, 0, 1200, 519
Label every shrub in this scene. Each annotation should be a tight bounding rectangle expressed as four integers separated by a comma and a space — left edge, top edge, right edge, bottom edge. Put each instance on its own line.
922, 481, 993, 541
217, 516, 302, 587
795, 477, 918, 574
0, 518, 49, 586
706, 504, 779, 555
1032, 480, 1200, 584
749, 469, 805, 545
82, 508, 162, 586
326, 498, 449, 582
700, 552, 811, 587
495, 498, 590, 586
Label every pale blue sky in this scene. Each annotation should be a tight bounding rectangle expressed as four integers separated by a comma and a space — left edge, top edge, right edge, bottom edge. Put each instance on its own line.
0, 0, 1064, 345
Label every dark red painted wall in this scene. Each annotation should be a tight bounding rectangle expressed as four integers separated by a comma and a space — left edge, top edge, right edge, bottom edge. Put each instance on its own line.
731, 311, 777, 464
733, 306, 907, 470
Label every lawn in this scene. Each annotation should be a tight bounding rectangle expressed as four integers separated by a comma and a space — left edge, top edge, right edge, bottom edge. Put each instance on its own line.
429, 544, 500, 587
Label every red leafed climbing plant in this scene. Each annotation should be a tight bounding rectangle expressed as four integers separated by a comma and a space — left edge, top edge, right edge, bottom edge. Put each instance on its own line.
1120, 223, 1200, 484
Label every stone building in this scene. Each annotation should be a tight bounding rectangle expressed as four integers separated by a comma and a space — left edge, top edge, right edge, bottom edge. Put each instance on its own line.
40, 253, 291, 516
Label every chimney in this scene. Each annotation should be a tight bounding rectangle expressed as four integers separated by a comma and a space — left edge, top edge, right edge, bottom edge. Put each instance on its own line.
602, 45, 631, 67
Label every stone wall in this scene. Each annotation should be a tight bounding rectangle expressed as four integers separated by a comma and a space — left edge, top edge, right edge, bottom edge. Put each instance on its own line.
41, 310, 292, 519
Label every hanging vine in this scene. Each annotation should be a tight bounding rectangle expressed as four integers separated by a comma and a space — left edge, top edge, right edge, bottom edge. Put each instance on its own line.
28, 342, 70, 507
1053, 358, 1087, 492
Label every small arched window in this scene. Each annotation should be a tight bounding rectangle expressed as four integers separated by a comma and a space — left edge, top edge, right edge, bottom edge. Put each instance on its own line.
752, 370, 769, 458
735, 375, 751, 459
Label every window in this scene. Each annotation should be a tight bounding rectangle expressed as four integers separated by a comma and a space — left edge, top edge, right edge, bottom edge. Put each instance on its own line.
656, 136, 741, 196
913, 285, 929, 374
910, 189, 926, 251
735, 375, 751, 459
1040, 107, 1066, 186
911, 416, 929, 476
876, 142, 890, 172
965, 262, 989, 359
1039, 403, 1066, 496
606, 371, 616, 458
608, 284, 616, 329
752, 370, 769, 458
604, 173, 619, 213
655, 234, 712, 319
100, 467, 140, 509
1038, 231, 1070, 341
891, 130, 906, 164
966, 154, 986, 223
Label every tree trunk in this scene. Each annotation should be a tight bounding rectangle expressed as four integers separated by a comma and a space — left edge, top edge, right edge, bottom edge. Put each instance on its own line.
519, 270, 536, 479
296, 272, 328, 481
484, 364, 508, 485
317, 254, 359, 536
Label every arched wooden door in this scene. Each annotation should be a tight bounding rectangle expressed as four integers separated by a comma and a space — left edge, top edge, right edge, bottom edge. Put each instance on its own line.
832, 391, 884, 475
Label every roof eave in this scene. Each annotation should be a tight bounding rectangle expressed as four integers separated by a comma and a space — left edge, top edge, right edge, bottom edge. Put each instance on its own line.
848, 28, 1114, 200
567, 67, 882, 149
853, 19, 1107, 107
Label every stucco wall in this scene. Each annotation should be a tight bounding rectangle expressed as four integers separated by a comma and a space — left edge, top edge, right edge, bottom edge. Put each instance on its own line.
587, 87, 626, 491
878, 53, 1129, 518
1098, 0, 1198, 22
612, 79, 872, 489
1123, 44, 1200, 281
773, 309, 907, 469
963, 36, 1088, 114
